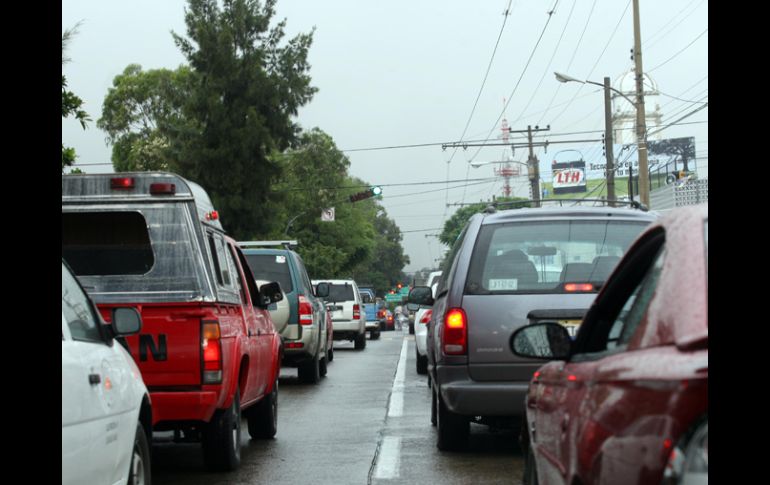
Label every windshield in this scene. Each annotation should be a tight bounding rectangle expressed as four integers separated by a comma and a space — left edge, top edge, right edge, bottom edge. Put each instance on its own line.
465, 220, 650, 294
327, 283, 355, 302
245, 254, 293, 293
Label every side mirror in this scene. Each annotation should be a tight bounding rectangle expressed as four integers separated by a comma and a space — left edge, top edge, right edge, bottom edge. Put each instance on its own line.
315, 282, 330, 298
259, 282, 284, 306
510, 322, 572, 360
408, 286, 434, 307
111, 307, 142, 336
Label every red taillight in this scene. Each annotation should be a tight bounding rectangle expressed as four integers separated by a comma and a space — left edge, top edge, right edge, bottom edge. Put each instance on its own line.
150, 183, 176, 195
110, 177, 135, 190
285, 342, 305, 349
419, 310, 432, 324
564, 283, 594, 292
202, 321, 222, 384
443, 308, 467, 355
298, 295, 313, 325
206, 211, 219, 221
353, 304, 361, 320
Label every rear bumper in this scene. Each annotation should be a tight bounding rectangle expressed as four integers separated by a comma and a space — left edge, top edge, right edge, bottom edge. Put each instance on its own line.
365, 320, 380, 331
333, 320, 364, 338
436, 366, 529, 417
150, 391, 219, 426
282, 325, 319, 365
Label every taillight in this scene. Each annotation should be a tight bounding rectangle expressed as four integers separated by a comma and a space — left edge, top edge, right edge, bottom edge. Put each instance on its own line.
564, 283, 594, 292
443, 308, 467, 355
110, 177, 135, 190
420, 310, 433, 324
150, 183, 176, 195
298, 295, 313, 325
202, 321, 222, 384
353, 304, 361, 320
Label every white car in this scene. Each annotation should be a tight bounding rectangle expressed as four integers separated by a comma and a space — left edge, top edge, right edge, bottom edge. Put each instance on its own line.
313, 279, 368, 350
415, 279, 440, 375
62, 260, 153, 485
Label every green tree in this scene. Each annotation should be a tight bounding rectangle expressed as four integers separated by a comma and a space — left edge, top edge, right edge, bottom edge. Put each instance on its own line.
98, 64, 193, 171
62, 23, 91, 172
351, 208, 411, 296
439, 197, 530, 246
171, 0, 317, 240
648, 137, 696, 172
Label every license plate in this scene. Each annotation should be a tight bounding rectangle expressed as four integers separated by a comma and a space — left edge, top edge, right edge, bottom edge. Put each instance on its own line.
558, 319, 581, 337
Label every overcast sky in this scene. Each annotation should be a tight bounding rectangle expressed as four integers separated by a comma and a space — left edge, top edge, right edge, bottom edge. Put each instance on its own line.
62, 0, 708, 273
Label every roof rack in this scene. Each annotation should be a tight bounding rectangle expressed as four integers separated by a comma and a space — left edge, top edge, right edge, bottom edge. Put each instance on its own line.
483, 198, 647, 214
239, 240, 298, 250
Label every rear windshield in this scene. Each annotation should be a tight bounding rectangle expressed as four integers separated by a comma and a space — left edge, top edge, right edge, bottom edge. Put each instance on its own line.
466, 219, 650, 294
327, 284, 355, 302
245, 254, 294, 293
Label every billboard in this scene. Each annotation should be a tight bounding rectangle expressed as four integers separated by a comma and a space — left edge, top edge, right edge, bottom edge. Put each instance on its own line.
551, 150, 587, 194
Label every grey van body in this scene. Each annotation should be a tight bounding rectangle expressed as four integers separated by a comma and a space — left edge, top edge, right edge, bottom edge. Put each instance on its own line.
423, 206, 657, 449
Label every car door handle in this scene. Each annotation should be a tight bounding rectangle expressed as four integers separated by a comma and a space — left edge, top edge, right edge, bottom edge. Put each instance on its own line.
89, 374, 101, 386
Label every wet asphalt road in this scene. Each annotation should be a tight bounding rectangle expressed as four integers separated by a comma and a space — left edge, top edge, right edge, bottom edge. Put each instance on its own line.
151, 329, 524, 484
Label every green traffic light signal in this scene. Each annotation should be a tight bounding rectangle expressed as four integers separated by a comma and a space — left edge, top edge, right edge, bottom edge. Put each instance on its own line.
371, 186, 382, 196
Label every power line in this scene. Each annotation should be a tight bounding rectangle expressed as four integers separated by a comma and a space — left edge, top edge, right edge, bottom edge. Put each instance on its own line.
647, 29, 708, 73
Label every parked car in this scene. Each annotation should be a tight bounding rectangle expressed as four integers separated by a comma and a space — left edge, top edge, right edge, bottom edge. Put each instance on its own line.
62, 259, 152, 485
240, 241, 332, 383
62, 172, 284, 471
359, 287, 382, 340
414, 280, 439, 376
408, 204, 657, 450
313, 279, 368, 350
512, 204, 707, 485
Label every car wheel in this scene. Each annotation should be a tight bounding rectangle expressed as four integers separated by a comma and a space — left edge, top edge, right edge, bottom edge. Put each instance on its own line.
431, 387, 437, 427
436, 392, 468, 451
247, 379, 278, 439
202, 387, 242, 471
327, 346, 334, 362
354, 333, 367, 350
298, 357, 321, 384
409, 323, 415, 335
416, 347, 428, 375
128, 422, 151, 485
523, 441, 539, 485
319, 356, 328, 377
370, 330, 380, 340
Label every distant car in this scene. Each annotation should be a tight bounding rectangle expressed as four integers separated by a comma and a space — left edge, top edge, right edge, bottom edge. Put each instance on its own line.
62, 259, 152, 485
512, 204, 707, 485
313, 279, 368, 350
409, 205, 657, 450
359, 288, 381, 340
385, 310, 395, 331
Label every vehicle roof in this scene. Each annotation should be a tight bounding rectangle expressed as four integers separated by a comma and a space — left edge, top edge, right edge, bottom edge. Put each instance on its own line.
311, 279, 358, 285
240, 247, 293, 256
62, 171, 223, 231
479, 206, 658, 225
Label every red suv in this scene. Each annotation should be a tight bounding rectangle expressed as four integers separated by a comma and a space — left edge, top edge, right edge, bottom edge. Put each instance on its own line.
62, 172, 284, 471
512, 204, 708, 485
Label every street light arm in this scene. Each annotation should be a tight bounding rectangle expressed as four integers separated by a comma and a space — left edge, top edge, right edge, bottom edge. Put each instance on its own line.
553, 71, 636, 105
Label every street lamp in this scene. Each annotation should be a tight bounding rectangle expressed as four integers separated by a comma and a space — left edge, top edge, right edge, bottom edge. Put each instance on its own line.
555, 71, 649, 206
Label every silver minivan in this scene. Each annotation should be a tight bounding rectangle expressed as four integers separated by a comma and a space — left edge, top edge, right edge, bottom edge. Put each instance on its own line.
409, 205, 657, 450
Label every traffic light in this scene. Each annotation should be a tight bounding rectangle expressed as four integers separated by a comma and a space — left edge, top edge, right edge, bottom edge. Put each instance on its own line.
349, 186, 383, 203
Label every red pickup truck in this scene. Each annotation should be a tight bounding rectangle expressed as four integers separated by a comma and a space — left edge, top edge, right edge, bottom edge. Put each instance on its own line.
62, 172, 283, 471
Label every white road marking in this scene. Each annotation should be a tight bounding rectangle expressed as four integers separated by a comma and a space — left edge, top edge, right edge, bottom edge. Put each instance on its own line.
387, 339, 408, 418
373, 436, 402, 479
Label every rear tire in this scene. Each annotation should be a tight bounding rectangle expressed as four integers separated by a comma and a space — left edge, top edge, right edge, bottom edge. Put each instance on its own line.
416, 347, 428, 375
128, 422, 151, 485
202, 388, 242, 471
298, 357, 321, 384
319, 356, 328, 377
436, 392, 469, 451
370, 330, 380, 340
354, 333, 367, 350
247, 379, 278, 439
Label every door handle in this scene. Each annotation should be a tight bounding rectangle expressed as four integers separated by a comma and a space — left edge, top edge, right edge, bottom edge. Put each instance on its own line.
89, 374, 101, 386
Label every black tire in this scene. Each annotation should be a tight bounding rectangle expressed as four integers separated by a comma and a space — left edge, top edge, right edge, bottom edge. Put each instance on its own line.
319, 356, 328, 377
354, 333, 367, 350
409, 323, 415, 335
416, 347, 428, 375
247, 379, 278, 439
298, 357, 321, 384
523, 442, 539, 485
370, 330, 380, 340
128, 422, 151, 485
436, 392, 469, 451
327, 346, 334, 362
430, 387, 437, 427
202, 388, 242, 471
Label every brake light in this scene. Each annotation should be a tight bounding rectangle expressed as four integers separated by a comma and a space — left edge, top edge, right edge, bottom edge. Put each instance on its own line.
206, 211, 219, 221
285, 342, 305, 349
202, 321, 222, 384
298, 295, 313, 325
353, 304, 361, 320
443, 308, 467, 355
150, 183, 176, 195
419, 310, 432, 324
564, 283, 594, 292
110, 177, 135, 190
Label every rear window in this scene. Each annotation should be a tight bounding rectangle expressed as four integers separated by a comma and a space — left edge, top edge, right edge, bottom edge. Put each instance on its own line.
465, 220, 650, 294
327, 284, 355, 302
245, 254, 294, 293
62, 212, 154, 275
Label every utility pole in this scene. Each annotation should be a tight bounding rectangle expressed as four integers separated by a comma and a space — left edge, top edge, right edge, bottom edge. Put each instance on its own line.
632, 0, 650, 206
522, 125, 549, 207
603, 77, 616, 206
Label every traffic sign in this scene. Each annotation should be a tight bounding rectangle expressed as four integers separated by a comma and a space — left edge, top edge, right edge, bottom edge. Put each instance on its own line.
385, 294, 404, 303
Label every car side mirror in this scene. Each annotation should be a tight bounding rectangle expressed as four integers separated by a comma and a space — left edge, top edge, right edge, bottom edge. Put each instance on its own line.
111, 307, 142, 336
408, 286, 434, 307
510, 322, 572, 360
259, 282, 284, 306
315, 282, 330, 298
